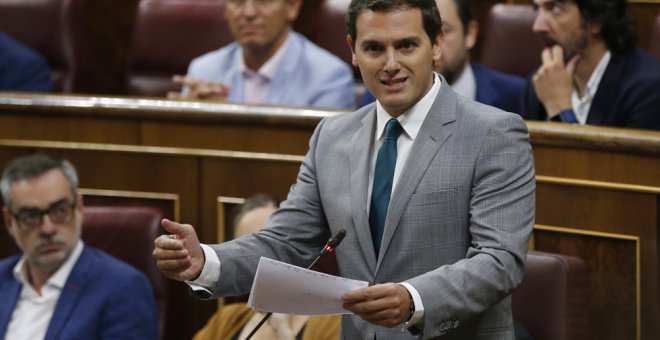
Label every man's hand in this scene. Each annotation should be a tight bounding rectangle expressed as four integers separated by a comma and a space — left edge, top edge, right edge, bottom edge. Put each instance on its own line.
533, 45, 580, 116
153, 219, 205, 281
341, 283, 412, 328
167, 75, 229, 101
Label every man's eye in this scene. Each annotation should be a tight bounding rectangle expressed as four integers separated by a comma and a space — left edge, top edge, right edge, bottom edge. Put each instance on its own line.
19, 211, 41, 223
52, 206, 68, 215
401, 41, 416, 50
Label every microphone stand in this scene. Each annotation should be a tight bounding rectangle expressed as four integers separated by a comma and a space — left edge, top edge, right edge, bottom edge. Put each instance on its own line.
245, 230, 346, 340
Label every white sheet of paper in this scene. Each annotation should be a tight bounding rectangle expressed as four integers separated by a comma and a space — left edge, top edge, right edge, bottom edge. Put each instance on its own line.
247, 257, 369, 315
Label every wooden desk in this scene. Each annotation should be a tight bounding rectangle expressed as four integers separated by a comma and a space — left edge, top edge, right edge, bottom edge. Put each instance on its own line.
0, 92, 343, 155
1, 93, 659, 339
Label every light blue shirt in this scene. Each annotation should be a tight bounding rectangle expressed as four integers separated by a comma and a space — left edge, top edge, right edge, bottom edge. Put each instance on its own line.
187, 31, 355, 109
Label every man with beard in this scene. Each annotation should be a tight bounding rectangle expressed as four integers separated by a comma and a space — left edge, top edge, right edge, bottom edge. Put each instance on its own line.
0, 154, 158, 340
521, 0, 660, 130
360, 0, 525, 113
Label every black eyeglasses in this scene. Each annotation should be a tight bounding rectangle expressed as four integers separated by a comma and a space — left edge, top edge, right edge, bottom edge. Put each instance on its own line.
9, 200, 77, 230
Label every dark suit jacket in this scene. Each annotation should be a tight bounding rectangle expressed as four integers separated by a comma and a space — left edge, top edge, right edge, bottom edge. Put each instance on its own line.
0, 246, 158, 340
359, 64, 525, 114
472, 62, 525, 113
520, 48, 660, 130
0, 32, 52, 92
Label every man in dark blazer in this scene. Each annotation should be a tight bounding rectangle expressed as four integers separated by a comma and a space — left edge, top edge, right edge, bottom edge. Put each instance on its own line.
154, 0, 535, 338
0, 154, 158, 340
521, 0, 660, 130
0, 32, 52, 92
360, 0, 525, 113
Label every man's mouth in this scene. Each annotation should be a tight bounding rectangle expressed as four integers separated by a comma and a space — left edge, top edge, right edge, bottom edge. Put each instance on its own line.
381, 78, 406, 88
539, 34, 557, 48
37, 242, 63, 253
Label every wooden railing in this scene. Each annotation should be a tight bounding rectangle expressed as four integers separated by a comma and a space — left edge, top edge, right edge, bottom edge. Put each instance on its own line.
1, 92, 659, 340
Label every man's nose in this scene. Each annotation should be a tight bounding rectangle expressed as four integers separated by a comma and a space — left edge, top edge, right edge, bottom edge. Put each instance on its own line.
242, 0, 258, 16
39, 215, 58, 235
532, 12, 548, 33
383, 49, 400, 72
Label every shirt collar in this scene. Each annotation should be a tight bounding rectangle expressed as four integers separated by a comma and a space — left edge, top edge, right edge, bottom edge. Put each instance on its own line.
13, 241, 84, 290
375, 73, 442, 141
450, 63, 477, 100
581, 50, 611, 101
238, 31, 292, 81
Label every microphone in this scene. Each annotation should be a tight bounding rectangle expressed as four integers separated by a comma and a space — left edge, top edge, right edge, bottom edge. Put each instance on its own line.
245, 229, 347, 340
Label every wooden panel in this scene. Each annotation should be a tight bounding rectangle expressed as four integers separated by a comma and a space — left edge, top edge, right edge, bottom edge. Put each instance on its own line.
216, 196, 245, 244
533, 146, 660, 187
80, 188, 179, 221
535, 178, 659, 340
199, 156, 300, 243
533, 226, 639, 340
0, 113, 141, 145
141, 120, 312, 155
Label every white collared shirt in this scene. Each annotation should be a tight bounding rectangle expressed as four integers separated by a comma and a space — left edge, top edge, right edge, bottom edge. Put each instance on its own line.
449, 63, 477, 101
571, 51, 611, 125
238, 31, 292, 104
5, 241, 84, 340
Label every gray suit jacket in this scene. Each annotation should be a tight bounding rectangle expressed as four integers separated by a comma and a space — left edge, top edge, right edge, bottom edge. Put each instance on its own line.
210, 81, 536, 339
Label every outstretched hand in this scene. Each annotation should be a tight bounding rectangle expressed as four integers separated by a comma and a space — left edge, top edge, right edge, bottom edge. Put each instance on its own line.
153, 219, 205, 281
342, 283, 412, 328
167, 75, 229, 101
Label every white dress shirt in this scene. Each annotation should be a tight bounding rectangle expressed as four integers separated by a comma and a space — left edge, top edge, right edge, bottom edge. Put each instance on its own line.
571, 51, 611, 125
449, 63, 477, 101
5, 241, 84, 340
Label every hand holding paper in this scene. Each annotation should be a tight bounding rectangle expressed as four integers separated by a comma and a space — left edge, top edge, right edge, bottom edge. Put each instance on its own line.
247, 257, 368, 315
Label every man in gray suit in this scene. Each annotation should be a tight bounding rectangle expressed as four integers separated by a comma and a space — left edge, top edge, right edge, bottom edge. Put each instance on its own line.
153, 0, 535, 338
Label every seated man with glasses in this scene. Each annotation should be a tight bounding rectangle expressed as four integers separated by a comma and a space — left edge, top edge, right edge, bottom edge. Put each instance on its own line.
0, 154, 158, 340
167, 0, 355, 109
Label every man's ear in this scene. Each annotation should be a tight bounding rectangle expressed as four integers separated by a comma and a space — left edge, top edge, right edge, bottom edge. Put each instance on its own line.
3, 207, 15, 237
76, 194, 84, 211
465, 20, 479, 50
287, 0, 303, 22
347, 35, 358, 67
587, 20, 604, 36
433, 31, 444, 61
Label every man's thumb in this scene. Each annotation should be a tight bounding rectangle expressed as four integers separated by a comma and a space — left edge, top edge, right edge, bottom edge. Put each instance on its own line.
161, 218, 189, 237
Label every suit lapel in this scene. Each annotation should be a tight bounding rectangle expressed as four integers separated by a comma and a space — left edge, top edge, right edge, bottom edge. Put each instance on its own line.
377, 83, 457, 270
587, 54, 624, 126
266, 32, 302, 105
45, 248, 91, 340
227, 44, 246, 103
0, 263, 22, 337
473, 63, 497, 106
349, 106, 379, 273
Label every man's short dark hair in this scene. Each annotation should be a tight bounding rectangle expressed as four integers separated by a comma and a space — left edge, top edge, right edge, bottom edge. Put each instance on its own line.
1, 154, 78, 209
346, 0, 443, 47
231, 194, 279, 231
574, 0, 636, 55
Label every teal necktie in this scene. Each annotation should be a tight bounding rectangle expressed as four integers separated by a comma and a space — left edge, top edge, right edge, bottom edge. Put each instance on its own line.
369, 118, 403, 256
